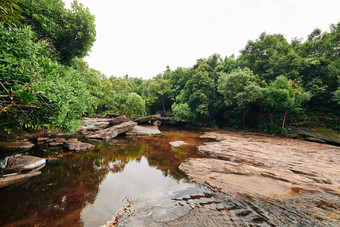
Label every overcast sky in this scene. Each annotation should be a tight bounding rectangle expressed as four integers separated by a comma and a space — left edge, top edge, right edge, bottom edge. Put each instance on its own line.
63, 0, 340, 79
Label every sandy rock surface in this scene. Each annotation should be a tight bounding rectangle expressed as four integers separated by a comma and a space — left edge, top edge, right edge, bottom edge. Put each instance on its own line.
181, 131, 340, 197
126, 125, 161, 136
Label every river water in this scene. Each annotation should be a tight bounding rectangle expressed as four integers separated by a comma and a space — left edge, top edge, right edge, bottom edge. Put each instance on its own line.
0, 127, 223, 226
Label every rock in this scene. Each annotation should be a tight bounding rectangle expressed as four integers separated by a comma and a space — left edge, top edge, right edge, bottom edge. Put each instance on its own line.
109, 115, 130, 126
159, 117, 187, 126
169, 141, 187, 147
81, 117, 111, 131
0, 171, 41, 188
65, 138, 94, 152
5, 155, 46, 173
87, 121, 137, 141
135, 114, 161, 124
0, 140, 34, 152
181, 131, 340, 197
48, 137, 65, 147
306, 137, 326, 143
153, 120, 161, 126
126, 125, 161, 136
287, 127, 340, 146
105, 113, 118, 118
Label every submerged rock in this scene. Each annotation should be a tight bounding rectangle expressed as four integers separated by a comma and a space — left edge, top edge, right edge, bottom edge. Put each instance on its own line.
0, 140, 34, 152
0, 171, 41, 188
169, 141, 187, 147
87, 121, 137, 141
126, 125, 161, 136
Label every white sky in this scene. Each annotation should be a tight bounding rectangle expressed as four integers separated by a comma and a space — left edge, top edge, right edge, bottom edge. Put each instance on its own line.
63, 0, 340, 79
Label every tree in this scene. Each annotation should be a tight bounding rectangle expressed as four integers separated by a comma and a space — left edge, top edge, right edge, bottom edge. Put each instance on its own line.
123, 92, 146, 119
146, 77, 173, 113
20, 0, 96, 63
0, 24, 92, 132
218, 68, 263, 127
0, 0, 23, 27
264, 75, 311, 134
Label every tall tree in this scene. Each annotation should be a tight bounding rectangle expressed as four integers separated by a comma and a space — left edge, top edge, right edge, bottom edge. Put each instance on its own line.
20, 0, 96, 63
218, 68, 263, 127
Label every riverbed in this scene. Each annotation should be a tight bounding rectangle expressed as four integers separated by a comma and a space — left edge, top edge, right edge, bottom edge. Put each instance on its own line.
0, 127, 339, 226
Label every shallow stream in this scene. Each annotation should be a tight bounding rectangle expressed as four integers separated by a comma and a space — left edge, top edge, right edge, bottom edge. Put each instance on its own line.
0, 127, 220, 226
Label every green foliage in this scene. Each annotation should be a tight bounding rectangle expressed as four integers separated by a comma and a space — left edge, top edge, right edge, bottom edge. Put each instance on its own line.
259, 122, 281, 135
264, 75, 311, 114
146, 77, 173, 113
171, 103, 192, 121
218, 68, 263, 127
123, 92, 146, 120
20, 0, 96, 63
0, 0, 23, 27
0, 24, 91, 132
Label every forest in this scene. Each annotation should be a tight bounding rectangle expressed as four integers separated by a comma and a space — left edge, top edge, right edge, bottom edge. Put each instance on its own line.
1, 0, 339, 135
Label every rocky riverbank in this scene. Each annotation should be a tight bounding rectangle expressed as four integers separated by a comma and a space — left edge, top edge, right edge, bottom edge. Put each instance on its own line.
179, 131, 340, 226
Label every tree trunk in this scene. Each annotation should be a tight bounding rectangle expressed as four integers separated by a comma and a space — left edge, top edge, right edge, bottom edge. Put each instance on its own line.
270, 112, 273, 123
281, 110, 288, 134
243, 111, 246, 128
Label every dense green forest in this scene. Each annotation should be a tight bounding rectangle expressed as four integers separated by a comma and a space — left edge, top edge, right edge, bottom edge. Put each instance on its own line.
1, 0, 339, 134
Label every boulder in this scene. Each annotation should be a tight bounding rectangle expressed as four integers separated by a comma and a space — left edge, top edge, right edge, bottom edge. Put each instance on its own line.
5, 155, 46, 173
169, 141, 187, 147
0, 140, 34, 152
65, 138, 95, 152
87, 121, 137, 141
126, 125, 161, 136
109, 115, 130, 126
0, 171, 41, 188
135, 114, 161, 124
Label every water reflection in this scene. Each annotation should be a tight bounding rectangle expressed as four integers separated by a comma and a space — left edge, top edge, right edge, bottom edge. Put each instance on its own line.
0, 127, 211, 226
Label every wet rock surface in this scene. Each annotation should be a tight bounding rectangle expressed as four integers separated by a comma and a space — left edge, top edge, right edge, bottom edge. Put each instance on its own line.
0, 171, 41, 189
0, 140, 34, 152
126, 125, 161, 136
287, 127, 340, 146
5, 155, 46, 173
169, 141, 188, 147
64, 138, 94, 152
178, 131, 340, 226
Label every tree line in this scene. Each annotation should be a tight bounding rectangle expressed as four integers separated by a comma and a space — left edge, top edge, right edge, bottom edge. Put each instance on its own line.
1, 0, 339, 134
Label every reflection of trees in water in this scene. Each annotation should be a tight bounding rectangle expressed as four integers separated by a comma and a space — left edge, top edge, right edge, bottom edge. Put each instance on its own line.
0, 129, 209, 226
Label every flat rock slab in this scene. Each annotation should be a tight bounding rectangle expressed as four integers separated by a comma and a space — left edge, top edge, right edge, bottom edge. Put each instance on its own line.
126, 125, 161, 136
87, 121, 137, 141
185, 131, 340, 197
0, 171, 41, 188
5, 155, 46, 173
0, 140, 34, 152
287, 127, 340, 146
169, 141, 187, 147
65, 138, 94, 152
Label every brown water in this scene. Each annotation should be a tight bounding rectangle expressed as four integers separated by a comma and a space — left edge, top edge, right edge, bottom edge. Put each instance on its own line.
0, 127, 217, 226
